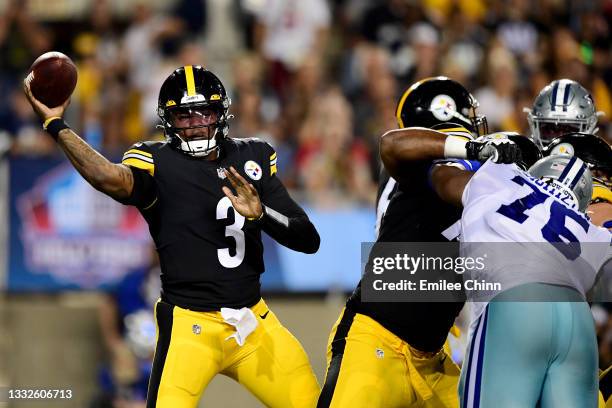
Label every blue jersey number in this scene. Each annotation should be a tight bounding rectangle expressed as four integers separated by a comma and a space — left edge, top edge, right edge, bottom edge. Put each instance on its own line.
496, 176, 589, 260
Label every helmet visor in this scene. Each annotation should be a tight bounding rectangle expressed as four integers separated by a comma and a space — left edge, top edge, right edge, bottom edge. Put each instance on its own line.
168, 106, 220, 130
538, 122, 582, 144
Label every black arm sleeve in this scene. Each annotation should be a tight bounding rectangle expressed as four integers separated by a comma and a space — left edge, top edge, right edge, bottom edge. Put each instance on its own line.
116, 167, 157, 209
258, 173, 320, 254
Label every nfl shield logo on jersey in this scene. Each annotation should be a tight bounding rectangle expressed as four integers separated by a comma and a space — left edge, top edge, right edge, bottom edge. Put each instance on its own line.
244, 160, 262, 181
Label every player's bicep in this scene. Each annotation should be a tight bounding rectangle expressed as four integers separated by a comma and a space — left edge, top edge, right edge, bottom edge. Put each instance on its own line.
430, 164, 473, 207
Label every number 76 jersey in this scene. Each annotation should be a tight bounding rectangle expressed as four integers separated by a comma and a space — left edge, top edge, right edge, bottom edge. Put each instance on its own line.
459, 159, 611, 300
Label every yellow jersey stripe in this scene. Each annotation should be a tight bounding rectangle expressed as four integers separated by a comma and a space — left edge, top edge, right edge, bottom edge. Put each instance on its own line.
439, 127, 471, 134
124, 148, 152, 158
122, 157, 155, 176
271, 164, 277, 175
184, 65, 196, 96
270, 152, 277, 160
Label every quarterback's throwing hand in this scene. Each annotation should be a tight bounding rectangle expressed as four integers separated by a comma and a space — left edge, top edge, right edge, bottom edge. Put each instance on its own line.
222, 166, 264, 219
23, 77, 70, 122
466, 136, 522, 164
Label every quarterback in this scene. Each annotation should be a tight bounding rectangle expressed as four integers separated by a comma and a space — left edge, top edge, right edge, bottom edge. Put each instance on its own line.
24, 66, 321, 408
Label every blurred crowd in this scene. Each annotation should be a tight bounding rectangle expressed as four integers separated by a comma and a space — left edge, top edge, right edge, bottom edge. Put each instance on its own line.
0, 0, 610, 208
1, 0, 612, 404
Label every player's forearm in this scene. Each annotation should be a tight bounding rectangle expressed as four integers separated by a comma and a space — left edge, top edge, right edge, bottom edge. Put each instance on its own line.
259, 208, 320, 254
56, 128, 133, 199
430, 164, 473, 207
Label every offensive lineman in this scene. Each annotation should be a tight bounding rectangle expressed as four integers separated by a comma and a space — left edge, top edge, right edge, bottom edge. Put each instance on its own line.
24, 66, 321, 408
318, 77, 510, 408
379, 127, 611, 407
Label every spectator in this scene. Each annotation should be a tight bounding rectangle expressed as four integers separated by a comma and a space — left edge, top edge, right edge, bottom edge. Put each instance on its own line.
253, 0, 331, 99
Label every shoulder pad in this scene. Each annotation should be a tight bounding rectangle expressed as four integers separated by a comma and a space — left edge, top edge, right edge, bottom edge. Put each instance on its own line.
122, 141, 162, 176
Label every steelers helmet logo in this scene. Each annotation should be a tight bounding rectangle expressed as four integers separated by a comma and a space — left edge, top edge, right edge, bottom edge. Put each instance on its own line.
550, 143, 575, 157
244, 160, 262, 181
430, 94, 457, 121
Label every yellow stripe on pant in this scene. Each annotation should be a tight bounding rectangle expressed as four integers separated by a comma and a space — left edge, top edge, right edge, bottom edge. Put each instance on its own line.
318, 308, 460, 408
147, 298, 320, 408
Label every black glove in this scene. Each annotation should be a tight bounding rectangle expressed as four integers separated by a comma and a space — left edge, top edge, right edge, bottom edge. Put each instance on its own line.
466, 138, 522, 164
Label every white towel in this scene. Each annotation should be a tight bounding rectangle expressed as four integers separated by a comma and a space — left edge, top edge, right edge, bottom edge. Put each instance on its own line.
220, 307, 259, 346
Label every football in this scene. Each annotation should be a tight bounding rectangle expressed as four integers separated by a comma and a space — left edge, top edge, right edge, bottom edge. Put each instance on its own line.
27, 51, 78, 108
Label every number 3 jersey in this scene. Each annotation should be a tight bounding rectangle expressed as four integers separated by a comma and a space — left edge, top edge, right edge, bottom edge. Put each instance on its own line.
459, 159, 611, 314
118, 137, 319, 311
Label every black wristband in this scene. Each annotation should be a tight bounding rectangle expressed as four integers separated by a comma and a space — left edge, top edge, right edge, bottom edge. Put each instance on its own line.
44, 118, 70, 141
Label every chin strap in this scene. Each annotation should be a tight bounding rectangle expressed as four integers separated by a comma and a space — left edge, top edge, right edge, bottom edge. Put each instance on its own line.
168, 124, 222, 157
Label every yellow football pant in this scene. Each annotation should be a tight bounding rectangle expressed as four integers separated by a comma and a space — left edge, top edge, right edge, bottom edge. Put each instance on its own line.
600, 365, 612, 408
147, 298, 320, 408
317, 308, 460, 408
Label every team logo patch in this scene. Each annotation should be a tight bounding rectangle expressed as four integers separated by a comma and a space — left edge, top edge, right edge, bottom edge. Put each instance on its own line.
430, 94, 457, 121
244, 160, 262, 181
192, 324, 201, 335
376, 348, 384, 359
217, 168, 227, 179
550, 143, 575, 156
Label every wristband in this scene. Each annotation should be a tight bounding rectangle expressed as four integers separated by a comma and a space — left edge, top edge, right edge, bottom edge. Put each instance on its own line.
247, 208, 265, 222
443, 136, 469, 159
43, 117, 70, 141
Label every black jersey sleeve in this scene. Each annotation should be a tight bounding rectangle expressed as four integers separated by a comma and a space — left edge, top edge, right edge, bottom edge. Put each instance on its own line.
117, 144, 157, 209
257, 143, 320, 254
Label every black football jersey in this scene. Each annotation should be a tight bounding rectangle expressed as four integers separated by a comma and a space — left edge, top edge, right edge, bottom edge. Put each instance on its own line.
119, 137, 319, 310
348, 127, 477, 352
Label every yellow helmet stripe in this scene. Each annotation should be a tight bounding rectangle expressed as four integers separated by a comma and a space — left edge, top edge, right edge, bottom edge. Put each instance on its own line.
184, 65, 196, 96
395, 76, 445, 128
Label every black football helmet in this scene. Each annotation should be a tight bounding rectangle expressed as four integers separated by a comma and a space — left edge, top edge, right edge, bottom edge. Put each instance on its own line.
396, 76, 488, 136
158, 66, 231, 157
545, 133, 611, 188
504, 132, 543, 169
